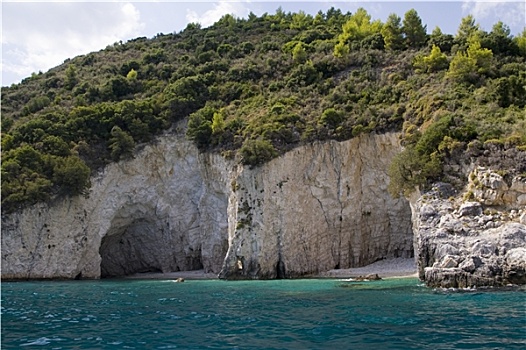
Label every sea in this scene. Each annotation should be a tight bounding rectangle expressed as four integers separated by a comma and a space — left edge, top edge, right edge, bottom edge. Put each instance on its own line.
1, 278, 525, 349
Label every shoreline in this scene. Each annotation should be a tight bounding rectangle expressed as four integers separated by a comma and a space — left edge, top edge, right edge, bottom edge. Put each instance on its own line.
317, 257, 418, 279
125, 258, 418, 281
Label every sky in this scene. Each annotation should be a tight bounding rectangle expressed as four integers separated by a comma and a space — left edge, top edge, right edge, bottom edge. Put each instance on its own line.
1, 1, 525, 87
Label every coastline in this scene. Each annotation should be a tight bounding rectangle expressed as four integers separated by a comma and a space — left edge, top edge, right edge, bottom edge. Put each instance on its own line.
125, 270, 218, 280
124, 257, 418, 280
317, 257, 418, 279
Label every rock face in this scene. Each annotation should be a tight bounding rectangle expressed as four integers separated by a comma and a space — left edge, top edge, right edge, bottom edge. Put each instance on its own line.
412, 169, 526, 288
220, 134, 413, 279
1, 135, 231, 279
1, 132, 413, 280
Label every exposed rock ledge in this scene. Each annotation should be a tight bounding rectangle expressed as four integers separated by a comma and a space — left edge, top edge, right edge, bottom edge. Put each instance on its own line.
1, 131, 413, 280
412, 168, 526, 288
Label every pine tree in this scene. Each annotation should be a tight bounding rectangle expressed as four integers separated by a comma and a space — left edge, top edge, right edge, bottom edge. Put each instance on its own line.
515, 28, 526, 57
423, 45, 449, 72
456, 15, 479, 42
334, 7, 382, 55
382, 13, 404, 50
402, 9, 427, 48
455, 15, 480, 51
292, 42, 307, 64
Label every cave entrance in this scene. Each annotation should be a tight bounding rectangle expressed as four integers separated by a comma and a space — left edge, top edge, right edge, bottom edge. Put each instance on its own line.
99, 218, 163, 278
99, 217, 203, 278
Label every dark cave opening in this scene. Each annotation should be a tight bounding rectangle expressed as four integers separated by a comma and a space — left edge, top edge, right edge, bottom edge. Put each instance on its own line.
99, 219, 163, 278
99, 217, 204, 278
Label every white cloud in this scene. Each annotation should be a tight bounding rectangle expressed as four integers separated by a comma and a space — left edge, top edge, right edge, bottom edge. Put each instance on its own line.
2, 2, 144, 85
186, 1, 251, 28
462, 0, 525, 29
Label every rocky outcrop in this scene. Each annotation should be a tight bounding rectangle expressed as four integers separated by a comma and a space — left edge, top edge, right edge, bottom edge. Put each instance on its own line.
1, 131, 413, 280
412, 168, 526, 288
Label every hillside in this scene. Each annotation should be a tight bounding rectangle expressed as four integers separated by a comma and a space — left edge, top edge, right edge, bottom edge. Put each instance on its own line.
1, 7, 525, 214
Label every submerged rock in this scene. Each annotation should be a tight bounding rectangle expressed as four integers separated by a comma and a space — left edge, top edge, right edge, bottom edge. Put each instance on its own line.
353, 273, 382, 281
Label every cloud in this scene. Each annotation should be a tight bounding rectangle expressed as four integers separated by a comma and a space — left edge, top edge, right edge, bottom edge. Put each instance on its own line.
2, 2, 144, 84
186, 1, 251, 28
462, 0, 525, 30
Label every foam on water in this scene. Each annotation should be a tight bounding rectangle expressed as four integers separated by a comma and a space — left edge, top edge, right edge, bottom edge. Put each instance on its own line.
2, 278, 524, 349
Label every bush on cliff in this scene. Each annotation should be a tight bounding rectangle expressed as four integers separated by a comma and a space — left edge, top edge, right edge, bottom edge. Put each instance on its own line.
1, 7, 525, 212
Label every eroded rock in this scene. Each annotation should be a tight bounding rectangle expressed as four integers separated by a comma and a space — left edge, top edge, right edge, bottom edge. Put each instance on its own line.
413, 167, 526, 288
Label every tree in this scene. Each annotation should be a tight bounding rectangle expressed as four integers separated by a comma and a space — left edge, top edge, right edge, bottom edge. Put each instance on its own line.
414, 45, 449, 73
52, 155, 91, 195
333, 41, 349, 57
482, 21, 517, 55
239, 138, 278, 167
429, 26, 454, 53
447, 35, 493, 82
423, 45, 449, 72
447, 51, 478, 83
402, 9, 427, 48
11, 144, 46, 173
318, 108, 343, 129
515, 28, 526, 57
101, 76, 133, 100
415, 115, 452, 155
108, 126, 135, 160
186, 107, 214, 149
64, 64, 78, 90
466, 36, 493, 74
334, 7, 382, 55
388, 146, 428, 197
490, 76, 526, 108
42, 135, 71, 157
455, 15, 480, 50
164, 75, 209, 119
382, 13, 404, 50
211, 111, 225, 135
126, 68, 138, 80
292, 42, 307, 64
290, 10, 313, 30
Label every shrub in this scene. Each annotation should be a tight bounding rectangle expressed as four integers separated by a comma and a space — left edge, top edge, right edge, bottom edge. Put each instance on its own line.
318, 108, 343, 129
186, 107, 214, 149
415, 115, 452, 155
239, 138, 278, 167
108, 126, 135, 160
52, 155, 91, 195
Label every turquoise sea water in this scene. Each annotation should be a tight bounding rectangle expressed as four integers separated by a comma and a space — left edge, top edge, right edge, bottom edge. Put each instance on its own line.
1, 278, 525, 349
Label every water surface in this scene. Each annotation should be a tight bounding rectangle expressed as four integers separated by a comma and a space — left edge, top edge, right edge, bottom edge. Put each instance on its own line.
2, 278, 524, 349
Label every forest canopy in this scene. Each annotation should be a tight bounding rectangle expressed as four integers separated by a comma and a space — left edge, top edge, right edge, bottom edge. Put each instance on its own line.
1, 8, 525, 213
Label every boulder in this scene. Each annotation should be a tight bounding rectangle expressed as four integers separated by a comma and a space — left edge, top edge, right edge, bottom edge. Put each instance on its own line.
413, 171, 526, 288
458, 202, 482, 217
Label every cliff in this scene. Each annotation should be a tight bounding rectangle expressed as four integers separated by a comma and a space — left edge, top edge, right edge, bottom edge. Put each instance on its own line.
412, 168, 526, 288
220, 132, 413, 279
1, 131, 413, 280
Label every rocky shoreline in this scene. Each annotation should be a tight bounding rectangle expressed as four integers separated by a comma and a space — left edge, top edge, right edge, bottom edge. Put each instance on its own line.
123, 257, 418, 281
412, 168, 526, 288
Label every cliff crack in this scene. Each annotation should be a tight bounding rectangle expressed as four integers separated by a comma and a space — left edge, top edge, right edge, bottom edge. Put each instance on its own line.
308, 186, 331, 231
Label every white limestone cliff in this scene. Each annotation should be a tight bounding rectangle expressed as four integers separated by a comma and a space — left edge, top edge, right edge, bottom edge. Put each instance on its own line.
1, 131, 413, 280
220, 134, 413, 279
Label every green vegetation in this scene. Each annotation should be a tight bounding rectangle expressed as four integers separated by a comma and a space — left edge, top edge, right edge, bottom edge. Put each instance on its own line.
1, 8, 525, 212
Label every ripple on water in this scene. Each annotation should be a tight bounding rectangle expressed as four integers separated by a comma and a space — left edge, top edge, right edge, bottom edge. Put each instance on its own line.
1, 279, 525, 349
